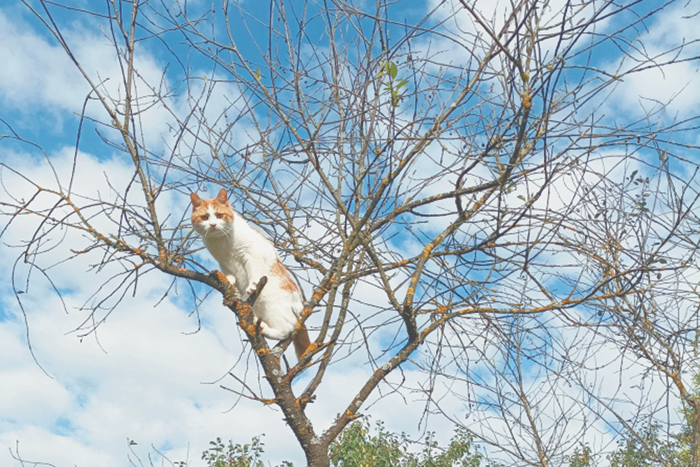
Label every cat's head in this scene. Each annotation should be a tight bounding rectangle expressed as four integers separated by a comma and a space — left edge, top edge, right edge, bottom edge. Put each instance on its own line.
190, 188, 235, 238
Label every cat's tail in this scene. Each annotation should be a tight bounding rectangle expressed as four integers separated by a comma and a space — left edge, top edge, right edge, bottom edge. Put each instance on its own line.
293, 324, 311, 360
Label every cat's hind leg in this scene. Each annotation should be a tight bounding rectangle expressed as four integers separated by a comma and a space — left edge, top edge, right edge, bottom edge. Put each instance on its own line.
258, 320, 293, 341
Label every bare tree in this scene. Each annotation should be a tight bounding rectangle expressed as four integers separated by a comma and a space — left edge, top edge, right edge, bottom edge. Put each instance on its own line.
2, 0, 700, 466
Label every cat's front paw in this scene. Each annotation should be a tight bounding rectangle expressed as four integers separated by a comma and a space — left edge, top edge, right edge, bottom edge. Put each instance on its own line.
246, 281, 259, 297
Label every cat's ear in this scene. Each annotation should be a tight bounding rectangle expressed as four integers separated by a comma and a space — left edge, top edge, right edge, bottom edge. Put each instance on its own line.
190, 192, 203, 208
215, 188, 229, 204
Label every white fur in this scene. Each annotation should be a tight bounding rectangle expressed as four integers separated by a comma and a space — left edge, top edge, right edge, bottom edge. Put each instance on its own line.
193, 203, 303, 340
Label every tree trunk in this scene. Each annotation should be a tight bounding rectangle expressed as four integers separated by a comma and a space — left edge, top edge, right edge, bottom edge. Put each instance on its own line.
306, 442, 330, 467
692, 400, 700, 467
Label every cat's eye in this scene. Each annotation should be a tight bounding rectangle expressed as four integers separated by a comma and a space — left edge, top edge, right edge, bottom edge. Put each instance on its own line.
215, 213, 224, 219
201, 214, 209, 221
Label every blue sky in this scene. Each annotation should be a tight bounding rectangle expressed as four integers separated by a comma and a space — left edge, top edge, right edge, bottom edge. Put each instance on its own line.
1, 0, 699, 466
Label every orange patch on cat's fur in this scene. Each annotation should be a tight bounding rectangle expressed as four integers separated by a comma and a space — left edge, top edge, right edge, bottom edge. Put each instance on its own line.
271, 259, 298, 293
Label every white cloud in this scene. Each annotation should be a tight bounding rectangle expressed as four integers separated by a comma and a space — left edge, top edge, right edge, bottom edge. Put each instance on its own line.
0, 7, 252, 158
603, 4, 700, 119
0, 10, 86, 111
0, 324, 72, 426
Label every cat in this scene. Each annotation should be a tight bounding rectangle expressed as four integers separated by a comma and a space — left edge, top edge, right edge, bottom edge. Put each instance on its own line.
190, 188, 310, 359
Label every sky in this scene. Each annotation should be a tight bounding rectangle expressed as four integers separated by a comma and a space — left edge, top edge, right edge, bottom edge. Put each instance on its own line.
1, 0, 699, 466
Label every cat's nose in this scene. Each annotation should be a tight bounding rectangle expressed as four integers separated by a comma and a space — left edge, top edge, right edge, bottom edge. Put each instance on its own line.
210, 223, 217, 228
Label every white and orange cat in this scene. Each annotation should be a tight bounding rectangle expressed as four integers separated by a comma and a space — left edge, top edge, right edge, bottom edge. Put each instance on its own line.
190, 188, 310, 359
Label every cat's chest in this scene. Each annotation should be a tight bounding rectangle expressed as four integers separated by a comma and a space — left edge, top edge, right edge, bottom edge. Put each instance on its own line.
208, 242, 246, 266
206, 241, 255, 275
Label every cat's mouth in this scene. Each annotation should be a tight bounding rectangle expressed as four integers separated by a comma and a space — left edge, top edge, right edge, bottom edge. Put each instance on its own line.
204, 225, 227, 236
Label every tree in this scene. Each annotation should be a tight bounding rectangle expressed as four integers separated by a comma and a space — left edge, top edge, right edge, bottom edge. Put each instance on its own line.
566, 444, 593, 467
202, 420, 482, 467
607, 423, 684, 467
202, 436, 270, 467
602, 372, 700, 467
1, 0, 700, 466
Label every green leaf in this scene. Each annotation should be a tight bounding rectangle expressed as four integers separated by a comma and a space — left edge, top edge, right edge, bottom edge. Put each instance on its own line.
387, 61, 398, 79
